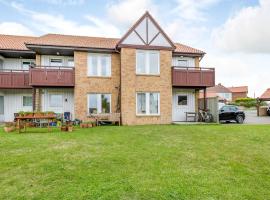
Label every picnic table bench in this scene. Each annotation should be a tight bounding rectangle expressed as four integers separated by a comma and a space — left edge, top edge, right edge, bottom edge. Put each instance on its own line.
15, 115, 56, 133
88, 113, 121, 126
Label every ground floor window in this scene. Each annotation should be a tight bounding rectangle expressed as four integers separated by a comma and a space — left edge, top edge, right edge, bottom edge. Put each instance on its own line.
136, 92, 160, 115
88, 94, 111, 114
49, 94, 63, 107
23, 96, 33, 107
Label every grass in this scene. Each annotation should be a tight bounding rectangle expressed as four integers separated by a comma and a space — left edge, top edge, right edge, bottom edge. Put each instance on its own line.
0, 125, 270, 200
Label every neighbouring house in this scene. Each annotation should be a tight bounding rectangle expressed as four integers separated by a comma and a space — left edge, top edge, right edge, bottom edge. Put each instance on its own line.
0, 12, 215, 124
228, 86, 248, 101
199, 83, 232, 103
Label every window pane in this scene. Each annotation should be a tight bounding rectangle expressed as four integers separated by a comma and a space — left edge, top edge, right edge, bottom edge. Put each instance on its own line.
177, 60, 188, 67
149, 52, 159, 74
149, 93, 159, 114
0, 96, 4, 114
67, 59, 74, 67
178, 95, 187, 105
50, 59, 63, 67
136, 52, 146, 73
90, 56, 98, 76
50, 95, 62, 107
101, 94, 110, 113
89, 94, 98, 114
101, 56, 108, 76
137, 93, 146, 114
22, 62, 30, 70
23, 96, 32, 107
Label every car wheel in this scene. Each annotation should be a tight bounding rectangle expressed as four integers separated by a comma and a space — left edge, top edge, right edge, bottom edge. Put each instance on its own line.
236, 115, 244, 124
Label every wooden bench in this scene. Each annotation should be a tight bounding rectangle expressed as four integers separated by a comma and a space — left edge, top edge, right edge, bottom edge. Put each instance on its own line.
88, 113, 121, 126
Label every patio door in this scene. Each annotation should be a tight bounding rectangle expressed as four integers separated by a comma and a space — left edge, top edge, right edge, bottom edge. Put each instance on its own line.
0, 96, 4, 122
172, 91, 195, 121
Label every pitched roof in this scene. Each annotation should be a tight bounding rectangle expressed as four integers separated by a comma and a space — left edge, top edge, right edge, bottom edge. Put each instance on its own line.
228, 86, 248, 93
0, 34, 36, 51
260, 88, 270, 99
26, 34, 119, 49
207, 84, 231, 93
174, 43, 205, 55
1, 34, 205, 55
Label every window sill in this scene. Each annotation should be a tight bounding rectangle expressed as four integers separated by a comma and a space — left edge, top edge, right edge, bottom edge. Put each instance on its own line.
87, 76, 112, 79
136, 73, 160, 77
136, 114, 160, 117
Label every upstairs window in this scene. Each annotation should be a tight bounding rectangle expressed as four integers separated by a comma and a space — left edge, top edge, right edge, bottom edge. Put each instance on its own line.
88, 54, 111, 77
22, 61, 35, 70
50, 58, 63, 67
136, 50, 159, 75
177, 60, 188, 67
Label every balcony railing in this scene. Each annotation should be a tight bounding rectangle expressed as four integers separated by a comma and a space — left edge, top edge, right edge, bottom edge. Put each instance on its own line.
29, 66, 75, 87
172, 66, 215, 87
0, 69, 31, 89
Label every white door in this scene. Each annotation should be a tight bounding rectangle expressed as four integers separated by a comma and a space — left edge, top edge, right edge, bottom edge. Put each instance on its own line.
172, 91, 195, 121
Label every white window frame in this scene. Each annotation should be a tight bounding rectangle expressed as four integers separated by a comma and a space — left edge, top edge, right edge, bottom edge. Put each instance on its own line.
136, 92, 160, 116
136, 50, 160, 75
177, 59, 188, 67
22, 96, 33, 107
21, 60, 35, 70
49, 94, 63, 107
87, 53, 111, 77
49, 58, 63, 67
87, 93, 112, 114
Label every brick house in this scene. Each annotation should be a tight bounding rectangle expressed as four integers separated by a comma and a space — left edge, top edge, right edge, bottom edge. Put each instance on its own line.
228, 86, 248, 101
0, 12, 215, 124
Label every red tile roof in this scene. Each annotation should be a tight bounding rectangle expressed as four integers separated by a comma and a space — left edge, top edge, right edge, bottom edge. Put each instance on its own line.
206, 84, 231, 93
26, 34, 119, 49
260, 88, 270, 99
174, 43, 205, 55
0, 34, 36, 51
228, 86, 248, 93
0, 33, 205, 55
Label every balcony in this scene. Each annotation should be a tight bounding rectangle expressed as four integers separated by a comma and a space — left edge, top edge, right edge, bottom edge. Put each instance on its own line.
172, 66, 215, 87
0, 70, 31, 89
29, 66, 75, 87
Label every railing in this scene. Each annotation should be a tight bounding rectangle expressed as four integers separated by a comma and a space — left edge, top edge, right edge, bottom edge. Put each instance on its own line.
172, 66, 215, 87
0, 69, 31, 88
29, 65, 75, 87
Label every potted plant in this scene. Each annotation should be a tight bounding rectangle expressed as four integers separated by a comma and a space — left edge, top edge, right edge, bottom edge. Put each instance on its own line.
18, 111, 25, 117
67, 125, 73, 132
3, 122, 15, 133
34, 111, 44, 118
92, 121, 97, 127
24, 112, 33, 117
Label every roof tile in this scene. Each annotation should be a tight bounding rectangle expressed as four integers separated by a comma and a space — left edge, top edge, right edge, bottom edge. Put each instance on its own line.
0, 34, 36, 51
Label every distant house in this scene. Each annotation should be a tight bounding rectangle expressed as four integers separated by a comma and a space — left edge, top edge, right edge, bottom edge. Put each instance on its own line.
228, 86, 248, 101
260, 88, 270, 101
199, 83, 232, 102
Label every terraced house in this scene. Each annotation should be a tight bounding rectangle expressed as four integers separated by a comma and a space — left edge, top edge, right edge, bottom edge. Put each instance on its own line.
0, 12, 215, 125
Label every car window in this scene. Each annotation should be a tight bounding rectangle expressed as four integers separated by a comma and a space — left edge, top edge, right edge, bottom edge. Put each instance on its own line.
221, 106, 230, 111
229, 106, 238, 111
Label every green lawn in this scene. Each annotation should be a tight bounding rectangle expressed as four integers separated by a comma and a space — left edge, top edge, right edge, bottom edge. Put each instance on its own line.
1, 125, 270, 200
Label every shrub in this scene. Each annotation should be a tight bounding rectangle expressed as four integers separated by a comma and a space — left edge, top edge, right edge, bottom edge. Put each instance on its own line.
234, 97, 265, 108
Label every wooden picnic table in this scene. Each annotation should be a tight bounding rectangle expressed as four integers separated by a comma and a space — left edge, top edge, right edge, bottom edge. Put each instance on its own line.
15, 115, 56, 133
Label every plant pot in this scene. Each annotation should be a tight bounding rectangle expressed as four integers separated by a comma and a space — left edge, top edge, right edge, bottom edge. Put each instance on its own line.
61, 126, 68, 132
4, 126, 15, 133
68, 126, 73, 132
87, 123, 92, 128
24, 114, 33, 118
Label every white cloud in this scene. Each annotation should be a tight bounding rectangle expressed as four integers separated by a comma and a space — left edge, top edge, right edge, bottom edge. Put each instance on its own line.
172, 0, 220, 21
0, 22, 35, 35
213, 0, 270, 53
106, 0, 158, 28
9, 1, 121, 37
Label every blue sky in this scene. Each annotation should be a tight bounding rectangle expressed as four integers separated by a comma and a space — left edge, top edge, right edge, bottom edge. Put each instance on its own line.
0, 0, 269, 97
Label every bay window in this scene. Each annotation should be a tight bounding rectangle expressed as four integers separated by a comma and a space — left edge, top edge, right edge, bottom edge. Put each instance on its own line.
136, 92, 160, 115
136, 50, 160, 75
88, 94, 111, 114
88, 54, 111, 77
